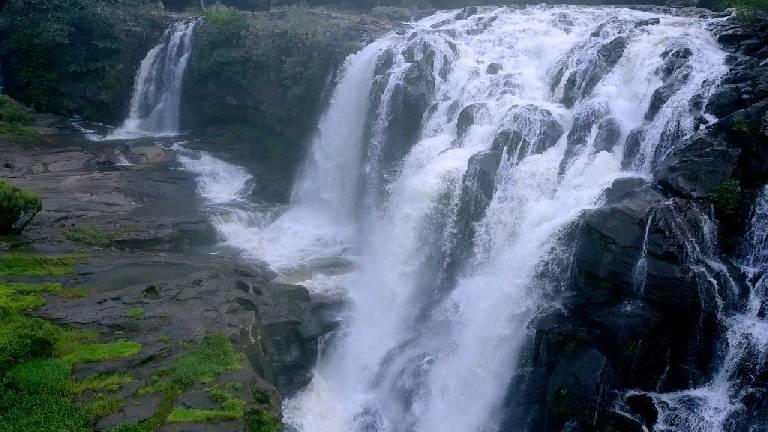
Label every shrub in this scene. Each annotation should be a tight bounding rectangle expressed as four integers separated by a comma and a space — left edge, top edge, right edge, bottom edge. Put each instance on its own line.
0, 180, 42, 235
0, 95, 34, 136
710, 179, 742, 216
245, 409, 280, 432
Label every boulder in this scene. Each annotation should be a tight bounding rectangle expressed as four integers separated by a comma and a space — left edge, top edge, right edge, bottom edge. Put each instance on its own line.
559, 36, 627, 108
456, 103, 490, 141
492, 105, 564, 162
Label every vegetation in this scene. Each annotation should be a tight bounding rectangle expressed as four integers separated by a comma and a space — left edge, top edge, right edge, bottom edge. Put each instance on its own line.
61, 340, 142, 364
0, 254, 140, 432
710, 179, 742, 216
0, 180, 42, 235
127, 307, 146, 319
64, 225, 112, 248
245, 409, 281, 432
0, 253, 80, 276
700, 0, 768, 15
0, 95, 34, 136
0, 0, 166, 121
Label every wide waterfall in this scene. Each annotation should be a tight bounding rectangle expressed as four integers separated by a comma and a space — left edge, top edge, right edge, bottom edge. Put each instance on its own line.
98, 19, 198, 140
178, 5, 732, 432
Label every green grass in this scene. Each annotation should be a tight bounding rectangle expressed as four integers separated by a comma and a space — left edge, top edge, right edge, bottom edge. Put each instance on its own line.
127, 307, 145, 320
87, 394, 125, 418
141, 334, 241, 394
0, 281, 63, 313
167, 386, 246, 424
70, 373, 134, 394
62, 340, 142, 364
52, 328, 100, 358
109, 424, 150, 432
0, 314, 57, 371
5, 358, 72, 395
0, 253, 80, 276
64, 225, 112, 248
0, 388, 92, 432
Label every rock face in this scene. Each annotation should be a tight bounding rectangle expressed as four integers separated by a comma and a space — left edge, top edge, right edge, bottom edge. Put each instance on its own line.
504, 14, 768, 432
181, 8, 398, 203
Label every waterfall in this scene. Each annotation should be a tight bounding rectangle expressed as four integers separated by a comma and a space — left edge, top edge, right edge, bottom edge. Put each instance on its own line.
97, 19, 198, 140
649, 186, 768, 432
172, 5, 729, 431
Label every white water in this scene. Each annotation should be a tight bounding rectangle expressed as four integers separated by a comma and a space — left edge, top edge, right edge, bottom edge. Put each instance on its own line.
91, 19, 198, 141
265, 6, 727, 432
649, 187, 768, 432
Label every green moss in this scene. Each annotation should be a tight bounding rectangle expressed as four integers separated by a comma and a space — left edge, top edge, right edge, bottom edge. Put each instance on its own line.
0, 253, 80, 276
245, 409, 280, 432
87, 394, 125, 418
710, 179, 742, 217
5, 358, 72, 395
64, 225, 112, 247
142, 334, 241, 394
70, 373, 134, 394
109, 424, 151, 432
55, 287, 93, 299
52, 328, 100, 358
62, 340, 142, 365
127, 307, 145, 320
0, 281, 64, 313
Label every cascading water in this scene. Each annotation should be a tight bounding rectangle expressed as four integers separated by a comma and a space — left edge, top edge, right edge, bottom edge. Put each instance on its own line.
94, 19, 198, 140
172, 5, 730, 431
258, 6, 726, 432
648, 186, 768, 432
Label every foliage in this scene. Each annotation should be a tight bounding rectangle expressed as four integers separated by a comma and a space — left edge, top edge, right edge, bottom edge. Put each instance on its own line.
700, 0, 768, 14
0, 314, 57, 372
5, 358, 72, 395
64, 225, 112, 247
0, 95, 34, 136
0, 0, 165, 120
109, 425, 151, 432
245, 409, 281, 432
86, 394, 125, 418
710, 179, 742, 216
0, 180, 42, 235
142, 334, 241, 394
0, 387, 92, 432
0, 253, 79, 276
62, 340, 142, 364
127, 307, 146, 319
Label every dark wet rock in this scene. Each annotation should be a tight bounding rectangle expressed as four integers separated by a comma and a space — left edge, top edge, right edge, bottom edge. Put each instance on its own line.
625, 393, 658, 426
456, 103, 490, 140
707, 84, 742, 117
487, 62, 503, 75
544, 347, 614, 431
646, 47, 693, 121
492, 105, 564, 162
561, 102, 607, 173
621, 127, 646, 170
455, 6, 478, 20
560, 36, 627, 108
593, 117, 621, 154
655, 131, 741, 199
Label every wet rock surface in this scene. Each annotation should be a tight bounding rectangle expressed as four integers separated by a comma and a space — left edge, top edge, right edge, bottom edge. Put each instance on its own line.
0, 131, 319, 428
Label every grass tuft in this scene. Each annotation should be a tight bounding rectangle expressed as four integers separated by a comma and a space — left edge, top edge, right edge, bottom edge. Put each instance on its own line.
62, 340, 142, 365
127, 307, 145, 320
64, 225, 112, 248
0, 253, 81, 276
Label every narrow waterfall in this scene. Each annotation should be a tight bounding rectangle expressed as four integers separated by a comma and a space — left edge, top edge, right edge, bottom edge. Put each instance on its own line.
648, 186, 768, 432
101, 19, 198, 140
173, 5, 731, 431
